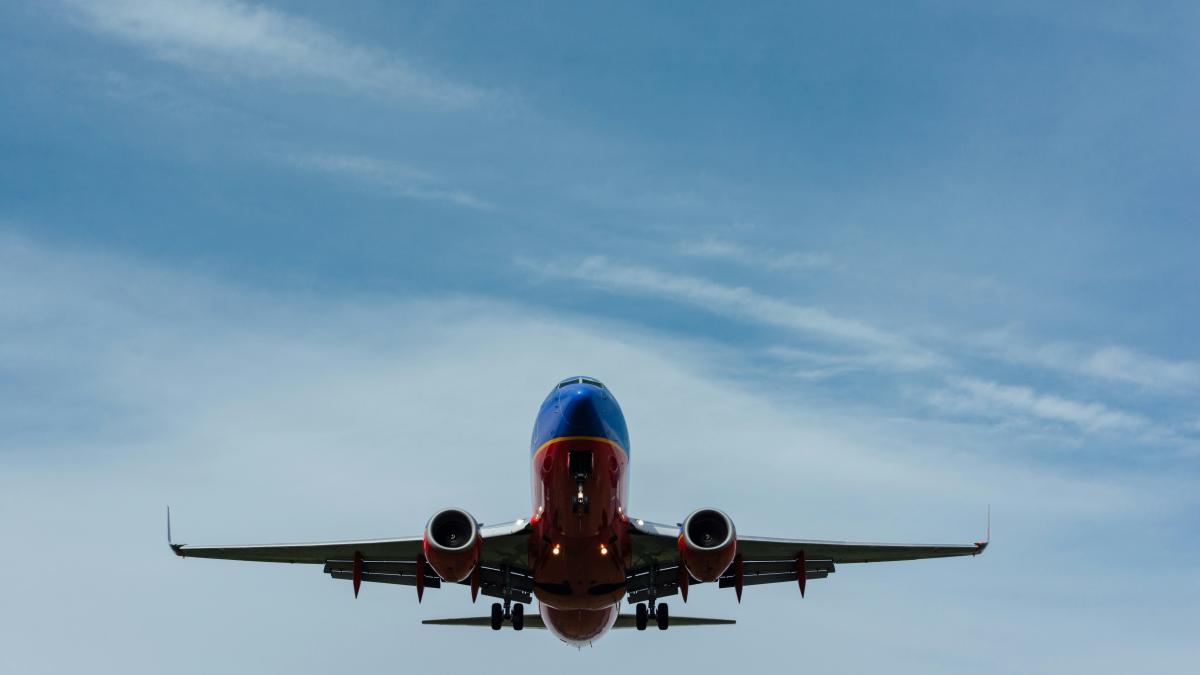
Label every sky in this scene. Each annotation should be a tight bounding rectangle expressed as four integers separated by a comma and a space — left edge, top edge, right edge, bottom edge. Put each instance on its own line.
1, 1, 1198, 672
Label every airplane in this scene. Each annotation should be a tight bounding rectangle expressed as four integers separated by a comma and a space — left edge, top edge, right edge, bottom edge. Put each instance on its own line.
169, 375, 987, 646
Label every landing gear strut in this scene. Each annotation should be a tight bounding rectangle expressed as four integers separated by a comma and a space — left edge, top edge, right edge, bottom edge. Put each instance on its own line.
635, 564, 670, 631
490, 600, 526, 630
490, 565, 525, 631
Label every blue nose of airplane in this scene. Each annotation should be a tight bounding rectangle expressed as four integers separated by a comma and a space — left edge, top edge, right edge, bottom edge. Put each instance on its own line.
557, 384, 608, 437
531, 377, 630, 453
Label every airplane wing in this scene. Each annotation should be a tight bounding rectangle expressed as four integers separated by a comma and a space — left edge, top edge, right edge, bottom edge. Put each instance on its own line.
627, 518, 986, 602
169, 512, 534, 602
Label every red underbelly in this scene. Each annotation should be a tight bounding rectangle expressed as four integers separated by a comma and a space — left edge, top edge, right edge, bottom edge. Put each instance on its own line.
530, 437, 630, 610
539, 604, 619, 645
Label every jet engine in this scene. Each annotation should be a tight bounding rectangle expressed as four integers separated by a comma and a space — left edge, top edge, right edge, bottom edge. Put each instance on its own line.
423, 508, 480, 583
679, 508, 736, 582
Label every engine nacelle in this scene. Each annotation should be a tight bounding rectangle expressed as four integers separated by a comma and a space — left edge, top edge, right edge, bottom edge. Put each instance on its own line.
423, 508, 480, 583
679, 508, 736, 582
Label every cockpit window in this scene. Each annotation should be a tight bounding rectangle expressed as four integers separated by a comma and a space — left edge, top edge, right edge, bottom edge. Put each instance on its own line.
557, 377, 605, 389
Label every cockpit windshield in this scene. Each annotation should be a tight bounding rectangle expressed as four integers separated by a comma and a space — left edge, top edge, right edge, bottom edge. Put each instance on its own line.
556, 376, 605, 389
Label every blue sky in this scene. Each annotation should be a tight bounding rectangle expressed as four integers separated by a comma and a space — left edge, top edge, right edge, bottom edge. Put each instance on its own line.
2, 1, 1198, 672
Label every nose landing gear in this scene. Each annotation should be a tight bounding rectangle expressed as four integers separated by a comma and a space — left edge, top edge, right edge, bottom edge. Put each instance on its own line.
569, 450, 593, 514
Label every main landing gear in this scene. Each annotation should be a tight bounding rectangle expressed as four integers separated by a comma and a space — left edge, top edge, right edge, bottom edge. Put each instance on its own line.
635, 563, 670, 631
490, 601, 525, 631
489, 565, 525, 631
634, 601, 669, 631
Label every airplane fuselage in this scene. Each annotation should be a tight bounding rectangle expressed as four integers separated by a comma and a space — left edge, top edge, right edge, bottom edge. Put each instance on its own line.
529, 377, 631, 644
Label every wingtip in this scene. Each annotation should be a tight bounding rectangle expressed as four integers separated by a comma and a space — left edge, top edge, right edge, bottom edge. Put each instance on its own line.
974, 504, 991, 554
167, 506, 186, 556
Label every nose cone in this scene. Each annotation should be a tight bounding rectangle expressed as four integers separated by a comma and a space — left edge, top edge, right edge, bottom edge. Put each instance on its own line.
532, 378, 630, 453
558, 385, 607, 437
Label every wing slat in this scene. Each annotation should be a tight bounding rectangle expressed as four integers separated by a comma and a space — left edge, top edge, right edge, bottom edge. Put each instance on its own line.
330, 571, 442, 588
717, 570, 828, 588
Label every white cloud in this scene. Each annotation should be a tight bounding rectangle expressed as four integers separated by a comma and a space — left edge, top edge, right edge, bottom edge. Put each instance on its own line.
678, 236, 836, 272
977, 330, 1200, 393
280, 151, 489, 209
522, 256, 944, 371
1075, 345, 1199, 390
520, 257, 1198, 451
931, 377, 1149, 434
762, 346, 910, 381
66, 0, 483, 106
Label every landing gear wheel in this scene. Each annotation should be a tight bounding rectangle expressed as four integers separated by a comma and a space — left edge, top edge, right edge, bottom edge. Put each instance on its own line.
512, 603, 524, 631
656, 602, 669, 630
490, 602, 503, 631
635, 602, 648, 631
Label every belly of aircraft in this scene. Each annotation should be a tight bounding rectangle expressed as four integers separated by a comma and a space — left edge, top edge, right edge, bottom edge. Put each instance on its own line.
531, 436, 631, 611
539, 603, 619, 645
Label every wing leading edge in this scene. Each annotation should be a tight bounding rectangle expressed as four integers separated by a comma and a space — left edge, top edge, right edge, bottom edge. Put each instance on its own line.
167, 510, 533, 599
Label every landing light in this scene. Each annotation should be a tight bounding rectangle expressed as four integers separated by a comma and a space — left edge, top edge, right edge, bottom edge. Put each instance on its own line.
552, 543, 561, 556
599, 544, 608, 556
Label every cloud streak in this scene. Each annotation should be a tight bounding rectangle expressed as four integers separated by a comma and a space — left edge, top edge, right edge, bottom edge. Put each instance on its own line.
678, 236, 836, 272
66, 0, 483, 106
523, 256, 944, 371
280, 152, 489, 209
931, 376, 1149, 434
523, 256, 1198, 451
1013, 340, 1199, 393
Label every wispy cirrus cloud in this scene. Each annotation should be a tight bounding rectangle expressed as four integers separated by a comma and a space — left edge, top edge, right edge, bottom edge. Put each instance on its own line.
929, 376, 1149, 434
982, 336, 1200, 393
523, 255, 1198, 453
279, 152, 489, 209
65, 0, 484, 106
522, 256, 943, 371
678, 236, 836, 272
763, 346, 913, 381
